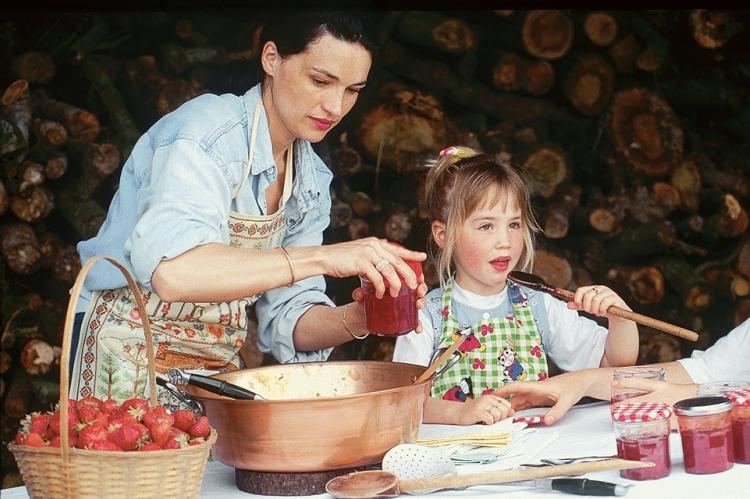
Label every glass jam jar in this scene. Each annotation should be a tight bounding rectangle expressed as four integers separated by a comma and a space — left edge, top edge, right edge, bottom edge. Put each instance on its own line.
674, 396, 734, 474
360, 259, 422, 336
724, 387, 750, 464
611, 401, 672, 480
611, 367, 666, 407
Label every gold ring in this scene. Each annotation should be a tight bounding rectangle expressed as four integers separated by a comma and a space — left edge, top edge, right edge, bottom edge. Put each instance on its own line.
375, 258, 389, 271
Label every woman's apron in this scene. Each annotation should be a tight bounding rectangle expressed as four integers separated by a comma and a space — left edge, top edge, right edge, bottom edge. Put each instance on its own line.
431, 279, 550, 400
71, 99, 293, 404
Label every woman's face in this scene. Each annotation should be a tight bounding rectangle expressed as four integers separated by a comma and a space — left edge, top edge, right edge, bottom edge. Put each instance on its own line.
262, 33, 371, 144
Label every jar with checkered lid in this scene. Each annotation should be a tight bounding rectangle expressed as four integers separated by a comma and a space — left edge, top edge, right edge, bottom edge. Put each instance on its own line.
611, 401, 672, 480
724, 388, 750, 464
674, 396, 734, 474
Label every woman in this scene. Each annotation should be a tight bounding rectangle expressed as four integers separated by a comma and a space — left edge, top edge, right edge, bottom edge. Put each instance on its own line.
70, 12, 426, 403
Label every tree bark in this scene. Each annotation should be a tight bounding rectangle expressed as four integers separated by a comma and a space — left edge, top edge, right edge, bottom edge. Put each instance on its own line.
0, 180, 8, 216
658, 257, 713, 311
74, 142, 121, 200
540, 183, 581, 239
11, 51, 55, 84
605, 221, 677, 262
53, 182, 107, 239
33, 92, 100, 143
2, 79, 32, 142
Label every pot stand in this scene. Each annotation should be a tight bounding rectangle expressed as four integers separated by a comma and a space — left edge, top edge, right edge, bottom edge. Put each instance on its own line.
235, 464, 380, 495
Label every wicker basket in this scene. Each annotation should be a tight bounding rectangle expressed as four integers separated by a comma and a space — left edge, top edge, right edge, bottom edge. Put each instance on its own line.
9, 256, 218, 499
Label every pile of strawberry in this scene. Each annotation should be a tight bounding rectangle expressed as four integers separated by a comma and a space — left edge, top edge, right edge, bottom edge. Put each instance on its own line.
13, 396, 212, 451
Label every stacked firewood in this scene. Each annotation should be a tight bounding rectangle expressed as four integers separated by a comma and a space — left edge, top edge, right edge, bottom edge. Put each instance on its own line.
1, 9, 749, 487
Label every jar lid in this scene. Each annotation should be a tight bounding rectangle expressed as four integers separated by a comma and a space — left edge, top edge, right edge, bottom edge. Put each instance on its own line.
673, 396, 733, 416
724, 388, 750, 407
611, 402, 673, 423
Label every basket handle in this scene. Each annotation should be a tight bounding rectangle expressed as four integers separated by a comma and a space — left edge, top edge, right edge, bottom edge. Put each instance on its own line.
59, 256, 158, 462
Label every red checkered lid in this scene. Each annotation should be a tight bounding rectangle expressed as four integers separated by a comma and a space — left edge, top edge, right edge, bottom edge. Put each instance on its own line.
611, 402, 672, 422
513, 415, 544, 425
724, 387, 750, 407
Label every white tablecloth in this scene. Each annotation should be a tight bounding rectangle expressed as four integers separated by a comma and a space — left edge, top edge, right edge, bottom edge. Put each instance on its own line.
4, 401, 749, 498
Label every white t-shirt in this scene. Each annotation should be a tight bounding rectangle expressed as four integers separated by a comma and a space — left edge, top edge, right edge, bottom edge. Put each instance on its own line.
677, 319, 750, 383
393, 282, 608, 371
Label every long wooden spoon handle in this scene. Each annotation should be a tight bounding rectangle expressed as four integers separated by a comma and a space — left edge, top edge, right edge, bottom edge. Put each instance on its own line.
413, 332, 467, 385
398, 459, 652, 493
553, 288, 699, 342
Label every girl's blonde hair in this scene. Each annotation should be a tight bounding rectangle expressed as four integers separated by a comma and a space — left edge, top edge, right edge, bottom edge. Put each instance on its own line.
424, 146, 540, 288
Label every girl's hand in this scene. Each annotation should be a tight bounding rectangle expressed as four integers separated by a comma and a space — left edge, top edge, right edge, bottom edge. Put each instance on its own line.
568, 284, 632, 320
461, 394, 513, 425
326, 238, 426, 299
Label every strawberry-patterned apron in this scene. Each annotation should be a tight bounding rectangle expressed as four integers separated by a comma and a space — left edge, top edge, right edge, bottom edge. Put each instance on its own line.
70, 99, 293, 405
431, 279, 550, 401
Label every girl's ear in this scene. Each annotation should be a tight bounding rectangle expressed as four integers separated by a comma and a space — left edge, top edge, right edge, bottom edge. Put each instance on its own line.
432, 221, 447, 249
260, 41, 280, 76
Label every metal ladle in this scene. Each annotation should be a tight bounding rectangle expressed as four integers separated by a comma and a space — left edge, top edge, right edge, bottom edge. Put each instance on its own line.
167, 367, 266, 400
508, 271, 700, 342
325, 444, 650, 498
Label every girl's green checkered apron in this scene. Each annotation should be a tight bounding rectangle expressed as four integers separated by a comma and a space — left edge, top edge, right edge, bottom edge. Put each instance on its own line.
431, 279, 549, 400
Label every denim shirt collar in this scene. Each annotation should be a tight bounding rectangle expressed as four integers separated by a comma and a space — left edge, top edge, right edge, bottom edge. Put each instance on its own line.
242, 84, 323, 213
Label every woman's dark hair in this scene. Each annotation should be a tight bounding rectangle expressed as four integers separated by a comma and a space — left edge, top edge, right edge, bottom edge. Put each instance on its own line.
259, 11, 378, 64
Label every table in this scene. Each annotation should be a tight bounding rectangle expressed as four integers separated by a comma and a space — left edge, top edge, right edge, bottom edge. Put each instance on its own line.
4, 401, 749, 498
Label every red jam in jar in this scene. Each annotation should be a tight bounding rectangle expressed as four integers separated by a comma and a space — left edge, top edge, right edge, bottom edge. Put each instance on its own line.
724, 387, 750, 464
361, 258, 422, 336
616, 435, 671, 480
611, 402, 672, 480
674, 396, 734, 474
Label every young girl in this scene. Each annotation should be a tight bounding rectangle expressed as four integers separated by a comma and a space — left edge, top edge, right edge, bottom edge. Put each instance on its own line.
393, 146, 639, 425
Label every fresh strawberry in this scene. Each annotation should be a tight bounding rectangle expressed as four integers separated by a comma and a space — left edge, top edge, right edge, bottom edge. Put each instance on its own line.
172, 409, 196, 432
142, 405, 169, 429
77, 404, 102, 424
101, 398, 124, 418
108, 422, 147, 451
49, 408, 80, 439
49, 435, 78, 448
77, 396, 104, 412
140, 442, 162, 451
29, 412, 53, 436
188, 437, 206, 446
77, 423, 110, 449
91, 440, 122, 451
145, 412, 174, 447
162, 428, 190, 449
188, 416, 211, 439
14, 432, 27, 445
121, 398, 149, 422
23, 432, 46, 447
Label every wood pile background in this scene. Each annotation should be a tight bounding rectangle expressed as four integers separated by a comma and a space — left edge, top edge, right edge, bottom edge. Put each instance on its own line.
2, 9, 749, 487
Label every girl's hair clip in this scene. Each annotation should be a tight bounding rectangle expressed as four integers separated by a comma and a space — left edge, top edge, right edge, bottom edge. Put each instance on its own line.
439, 146, 476, 159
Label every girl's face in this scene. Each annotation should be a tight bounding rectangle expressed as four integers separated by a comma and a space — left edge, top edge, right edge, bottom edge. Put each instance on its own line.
261, 33, 371, 144
445, 192, 525, 296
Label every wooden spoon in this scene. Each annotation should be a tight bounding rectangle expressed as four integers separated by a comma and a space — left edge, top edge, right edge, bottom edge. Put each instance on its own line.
412, 330, 468, 385
325, 459, 653, 498
508, 271, 699, 342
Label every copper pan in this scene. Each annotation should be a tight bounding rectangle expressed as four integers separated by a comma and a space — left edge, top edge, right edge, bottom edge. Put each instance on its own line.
183, 361, 431, 472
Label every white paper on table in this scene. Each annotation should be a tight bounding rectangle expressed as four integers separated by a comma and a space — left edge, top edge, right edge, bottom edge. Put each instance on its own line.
418, 417, 559, 472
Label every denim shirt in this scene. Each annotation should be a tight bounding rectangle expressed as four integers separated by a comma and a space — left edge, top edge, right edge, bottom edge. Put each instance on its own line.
77, 84, 335, 363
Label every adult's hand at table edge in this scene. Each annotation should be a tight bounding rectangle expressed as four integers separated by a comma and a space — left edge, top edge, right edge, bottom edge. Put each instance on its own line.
494, 377, 588, 425
614, 377, 698, 406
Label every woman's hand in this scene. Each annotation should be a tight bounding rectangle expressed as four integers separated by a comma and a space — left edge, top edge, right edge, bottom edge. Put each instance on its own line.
326, 238, 426, 298
460, 394, 513, 426
614, 377, 698, 406
351, 270, 428, 333
494, 372, 592, 425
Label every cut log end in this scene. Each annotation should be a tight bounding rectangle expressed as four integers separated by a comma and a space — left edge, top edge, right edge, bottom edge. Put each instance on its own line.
522, 146, 569, 198
522, 10, 574, 60
564, 55, 615, 116
522, 59, 555, 96
690, 10, 741, 49
533, 249, 573, 290
492, 53, 526, 91
584, 12, 618, 47
432, 18, 477, 54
